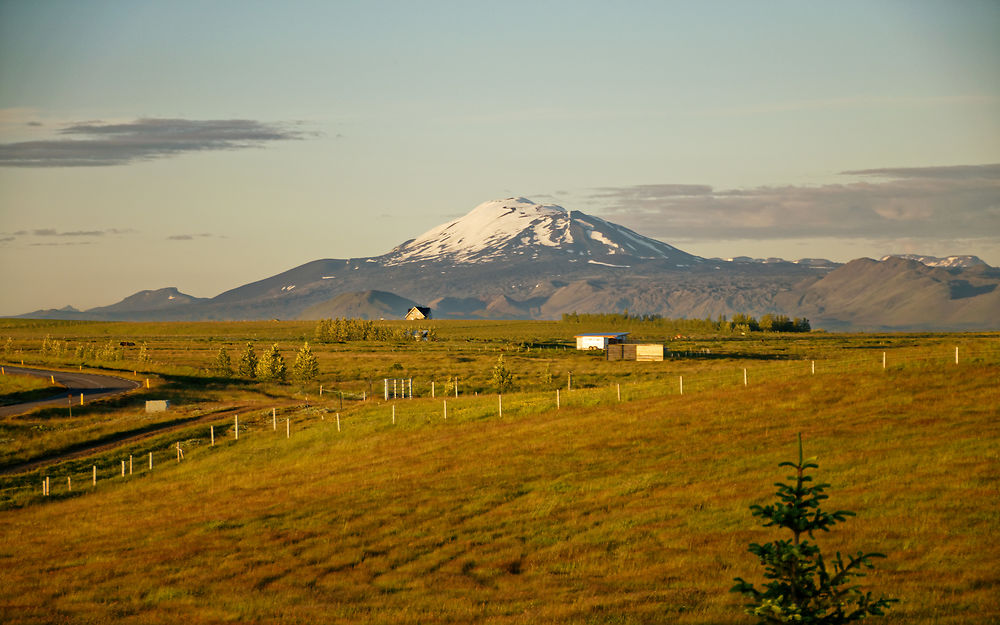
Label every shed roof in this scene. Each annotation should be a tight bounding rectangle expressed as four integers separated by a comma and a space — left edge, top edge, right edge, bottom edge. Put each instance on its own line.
574, 332, 630, 338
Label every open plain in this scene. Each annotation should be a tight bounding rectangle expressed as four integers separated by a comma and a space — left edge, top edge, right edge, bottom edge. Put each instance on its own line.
0, 318, 997, 624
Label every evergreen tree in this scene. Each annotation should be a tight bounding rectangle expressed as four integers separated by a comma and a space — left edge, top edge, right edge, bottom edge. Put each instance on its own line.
256, 343, 287, 382
292, 341, 320, 382
213, 347, 233, 377
489, 355, 514, 394
238, 343, 258, 379
731, 434, 896, 623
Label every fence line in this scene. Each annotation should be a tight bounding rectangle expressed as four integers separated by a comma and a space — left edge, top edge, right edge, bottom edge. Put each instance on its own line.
23, 342, 1000, 503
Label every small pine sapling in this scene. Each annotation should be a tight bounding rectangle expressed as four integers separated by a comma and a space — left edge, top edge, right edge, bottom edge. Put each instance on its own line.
731, 434, 896, 623
292, 341, 320, 382
257, 343, 287, 382
238, 343, 258, 379
490, 355, 514, 394
213, 347, 233, 377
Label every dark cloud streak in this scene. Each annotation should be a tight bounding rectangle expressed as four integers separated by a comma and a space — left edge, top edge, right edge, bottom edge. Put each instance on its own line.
167, 233, 219, 241
589, 165, 1000, 242
0, 118, 309, 167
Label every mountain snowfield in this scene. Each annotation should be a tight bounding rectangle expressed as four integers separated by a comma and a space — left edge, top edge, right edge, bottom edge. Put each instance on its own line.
384, 197, 700, 266
880, 254, 988, 269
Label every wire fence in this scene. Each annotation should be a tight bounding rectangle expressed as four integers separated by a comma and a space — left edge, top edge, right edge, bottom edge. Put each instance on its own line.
12, 340, 1000, 506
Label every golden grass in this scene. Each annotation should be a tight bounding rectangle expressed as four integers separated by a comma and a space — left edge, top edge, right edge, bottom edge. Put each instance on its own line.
0, 372, 58, 406
0, 342, 997, 623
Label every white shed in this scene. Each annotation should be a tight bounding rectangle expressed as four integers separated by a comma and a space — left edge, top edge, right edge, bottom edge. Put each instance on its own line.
574, 332, 630, 350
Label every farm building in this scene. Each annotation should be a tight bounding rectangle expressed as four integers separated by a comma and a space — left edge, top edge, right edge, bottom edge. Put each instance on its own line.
405, 306, 432, 320
574, 332, 629, 350
607, 343, 664, 362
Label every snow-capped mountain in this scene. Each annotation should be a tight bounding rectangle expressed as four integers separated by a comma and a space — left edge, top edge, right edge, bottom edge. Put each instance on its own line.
383, 197, 702, 266
17, 197, 999, 330
880, 254, 990, 269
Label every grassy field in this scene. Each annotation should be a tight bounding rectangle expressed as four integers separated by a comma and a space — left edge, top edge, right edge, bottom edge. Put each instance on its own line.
0, 371, 59, 407
0, 320, 997, 623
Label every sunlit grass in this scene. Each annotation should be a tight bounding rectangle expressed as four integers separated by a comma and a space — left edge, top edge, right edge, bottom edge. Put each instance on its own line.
1, 360, 998, 622
0, 321, 997, 623
0, 372, 58, 406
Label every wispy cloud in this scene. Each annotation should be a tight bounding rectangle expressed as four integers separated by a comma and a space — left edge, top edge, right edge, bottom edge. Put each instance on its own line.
28, 241, 94, 247
10, 228, 136, 237
0, 118, 310, 167
2, 228, 137, 243
167, 233, 221, 241
588, 165, 1000, 242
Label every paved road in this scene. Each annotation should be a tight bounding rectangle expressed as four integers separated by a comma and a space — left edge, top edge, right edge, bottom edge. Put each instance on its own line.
0, 365, 141, 417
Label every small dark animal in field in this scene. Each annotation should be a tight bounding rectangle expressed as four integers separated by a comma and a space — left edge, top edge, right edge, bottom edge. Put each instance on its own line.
119, 341, 136, 347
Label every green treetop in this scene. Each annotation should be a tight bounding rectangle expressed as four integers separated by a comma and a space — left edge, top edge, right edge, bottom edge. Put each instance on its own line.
731, 434, 896, 623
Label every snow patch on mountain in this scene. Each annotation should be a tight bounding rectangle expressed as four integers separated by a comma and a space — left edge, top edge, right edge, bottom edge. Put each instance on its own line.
880, 254, 989, 269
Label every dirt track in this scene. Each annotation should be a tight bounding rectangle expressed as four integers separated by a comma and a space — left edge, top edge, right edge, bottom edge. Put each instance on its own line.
1, 364, 305, 475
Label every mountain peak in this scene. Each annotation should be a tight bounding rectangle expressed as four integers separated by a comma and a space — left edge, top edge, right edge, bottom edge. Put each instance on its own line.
384, 197, 700, 266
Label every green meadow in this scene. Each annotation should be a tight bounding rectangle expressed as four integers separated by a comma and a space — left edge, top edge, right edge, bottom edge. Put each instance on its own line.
0, 319, 997, 624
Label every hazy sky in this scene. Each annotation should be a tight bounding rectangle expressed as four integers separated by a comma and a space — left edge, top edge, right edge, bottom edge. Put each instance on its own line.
1, 0, 998, 315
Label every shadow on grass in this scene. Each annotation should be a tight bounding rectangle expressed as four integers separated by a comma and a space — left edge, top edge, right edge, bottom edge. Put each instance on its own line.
666, 351, 800, 361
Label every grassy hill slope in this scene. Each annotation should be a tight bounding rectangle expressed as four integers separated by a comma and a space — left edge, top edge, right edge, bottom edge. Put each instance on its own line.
1, 359, 998, 624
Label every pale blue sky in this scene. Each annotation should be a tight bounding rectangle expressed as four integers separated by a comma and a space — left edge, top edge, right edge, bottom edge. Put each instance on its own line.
1, 0, 998, 314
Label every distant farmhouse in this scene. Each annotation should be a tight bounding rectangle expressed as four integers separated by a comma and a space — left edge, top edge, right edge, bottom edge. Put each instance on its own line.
405, 306, 432, 320
574, 332, 629, 350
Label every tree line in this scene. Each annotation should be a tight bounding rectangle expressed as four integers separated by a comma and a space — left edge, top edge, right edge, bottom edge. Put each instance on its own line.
561, 312, 811, 334
313, 318, 436, 343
